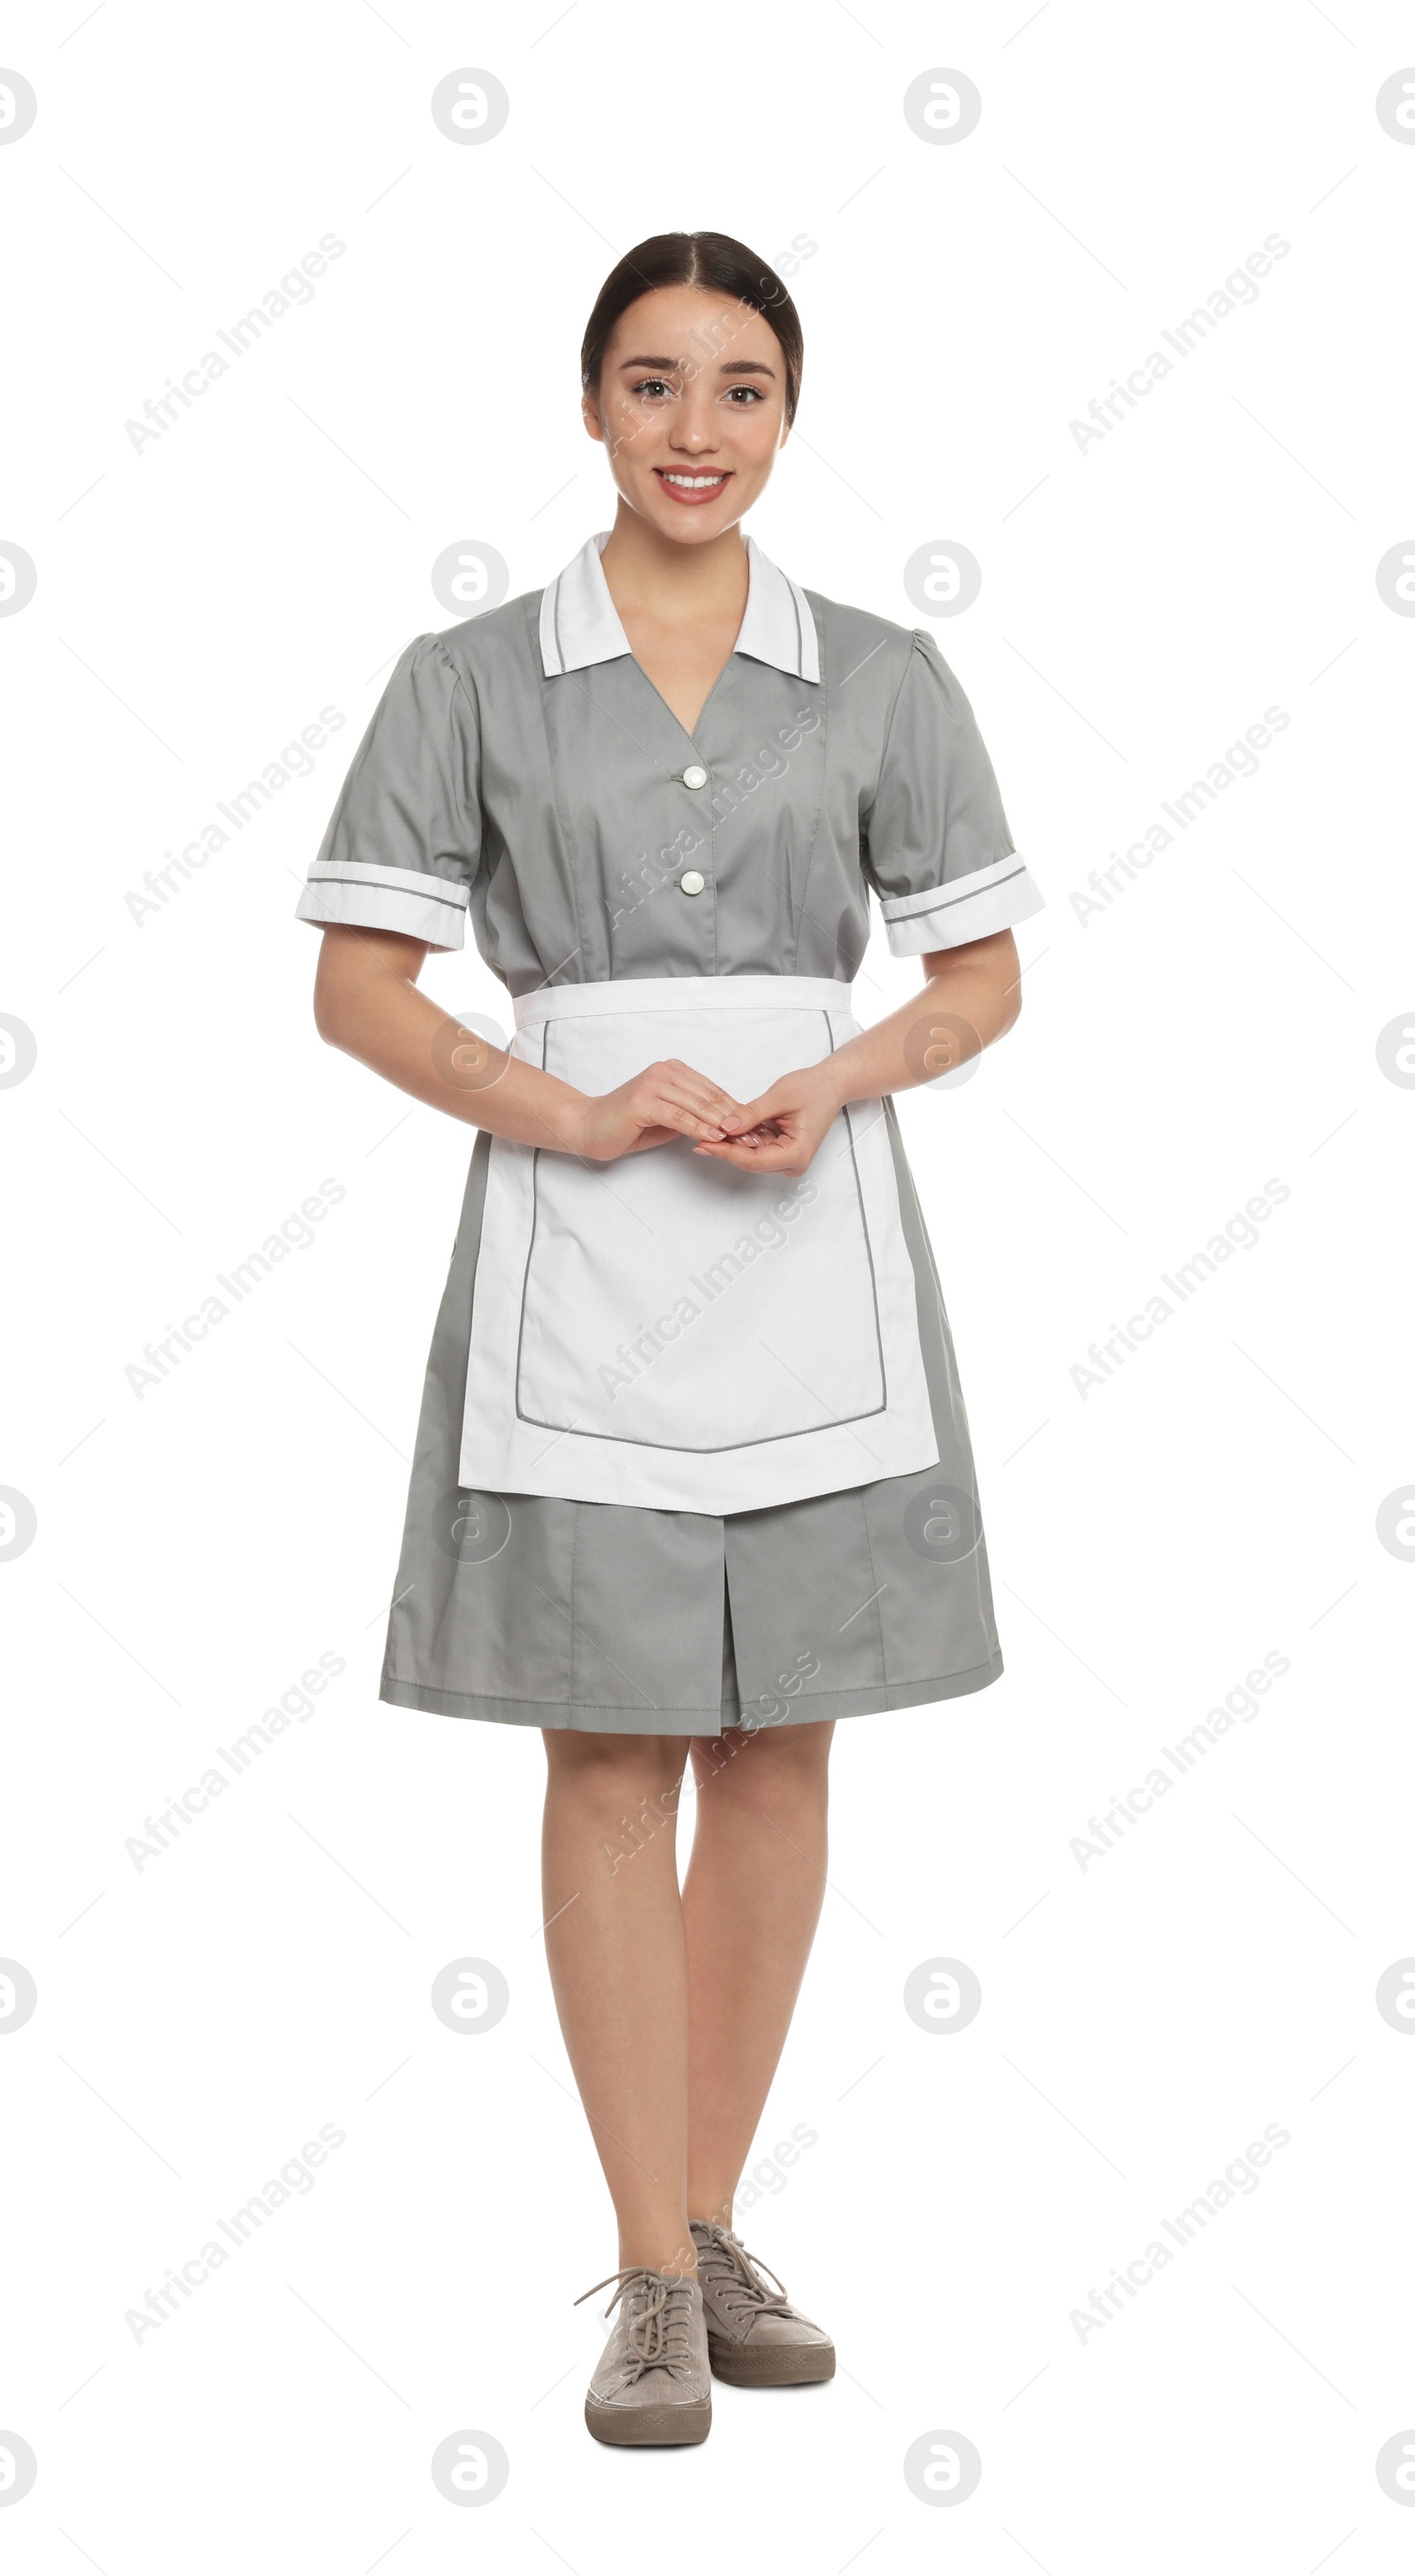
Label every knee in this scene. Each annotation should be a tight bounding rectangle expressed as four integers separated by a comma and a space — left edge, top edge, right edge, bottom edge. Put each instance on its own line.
545, 1731, 686, 1821
696, 1719, 832, 1816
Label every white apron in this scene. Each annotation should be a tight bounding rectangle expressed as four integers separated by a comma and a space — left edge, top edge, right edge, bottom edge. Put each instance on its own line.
459, 976, 941, 1514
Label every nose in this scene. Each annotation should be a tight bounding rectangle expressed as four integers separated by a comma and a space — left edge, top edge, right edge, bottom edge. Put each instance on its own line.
669, 373, 722, 454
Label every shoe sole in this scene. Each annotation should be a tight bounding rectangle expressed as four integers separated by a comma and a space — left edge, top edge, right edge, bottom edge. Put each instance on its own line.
708, 2340, 836, 2388
585, 2396, 712, 2445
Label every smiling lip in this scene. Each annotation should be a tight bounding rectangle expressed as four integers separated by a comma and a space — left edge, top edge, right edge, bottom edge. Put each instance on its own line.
654, 467, 731, 506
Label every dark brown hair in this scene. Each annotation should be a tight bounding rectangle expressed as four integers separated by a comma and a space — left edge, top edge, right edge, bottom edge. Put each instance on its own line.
580, 231, 804, 425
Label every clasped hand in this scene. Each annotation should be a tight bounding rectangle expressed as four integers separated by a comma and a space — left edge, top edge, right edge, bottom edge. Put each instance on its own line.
569, 1056, 843, 1176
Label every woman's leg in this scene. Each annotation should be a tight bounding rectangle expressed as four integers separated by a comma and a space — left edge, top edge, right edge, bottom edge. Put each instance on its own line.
680, 1717, 835, 2230
541, 1729, 697, 2275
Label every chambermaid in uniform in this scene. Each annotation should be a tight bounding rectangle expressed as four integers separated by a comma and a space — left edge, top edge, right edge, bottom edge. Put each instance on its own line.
296, 531, 1044, 1734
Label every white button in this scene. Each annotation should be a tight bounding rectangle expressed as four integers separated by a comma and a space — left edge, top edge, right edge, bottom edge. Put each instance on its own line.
678, 870, 706, 897
681, 763, 708, 790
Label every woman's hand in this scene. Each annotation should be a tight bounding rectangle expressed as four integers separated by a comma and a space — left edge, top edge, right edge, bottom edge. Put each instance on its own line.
567, 1059, 750, 1162
686, 934, 1026, 1176
690, 1061, 845, 1176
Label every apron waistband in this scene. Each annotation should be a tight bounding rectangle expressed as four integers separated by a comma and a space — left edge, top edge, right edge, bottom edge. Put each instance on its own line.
513, 974, 854, 1032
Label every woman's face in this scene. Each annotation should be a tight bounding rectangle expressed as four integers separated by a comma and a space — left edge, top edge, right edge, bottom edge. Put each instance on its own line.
584, 283, 790, 545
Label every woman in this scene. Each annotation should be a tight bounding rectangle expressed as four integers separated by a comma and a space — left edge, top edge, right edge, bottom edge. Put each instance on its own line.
297, 231, 1044, 2448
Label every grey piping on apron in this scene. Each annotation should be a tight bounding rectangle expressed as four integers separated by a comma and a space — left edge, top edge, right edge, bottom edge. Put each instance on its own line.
509, 1016, 552, 1445
825, 1008, 891, 1414
509, 1008, 892, 1453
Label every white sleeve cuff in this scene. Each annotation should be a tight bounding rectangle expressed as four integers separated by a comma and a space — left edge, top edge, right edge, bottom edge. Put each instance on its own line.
879, 852, 1045, 955
295, 859, 469, 952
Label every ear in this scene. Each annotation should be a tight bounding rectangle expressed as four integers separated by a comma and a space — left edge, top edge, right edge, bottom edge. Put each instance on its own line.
582, 389, 605, 446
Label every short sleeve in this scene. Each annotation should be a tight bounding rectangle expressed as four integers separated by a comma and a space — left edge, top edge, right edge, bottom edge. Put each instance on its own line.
861, 632, 1044, 955
294, 633, 480, 951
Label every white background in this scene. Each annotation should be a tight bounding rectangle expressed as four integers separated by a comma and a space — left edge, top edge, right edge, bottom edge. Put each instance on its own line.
4, 0, 1413, 2564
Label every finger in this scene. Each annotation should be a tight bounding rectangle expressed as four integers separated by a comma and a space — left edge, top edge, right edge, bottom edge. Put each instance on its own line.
643, 1084, 746, 1139
663, 1061, 743, 1101
731, 1083, 790, 1126
646, 1100, 737, 1142
656, 1065, 750, 1129
692, 1136, 799, 1169
720, 1118, 786, 1147
660, 1087, 745, 1128
692, 1110, 797, 1156
671, 1091, 749, 1132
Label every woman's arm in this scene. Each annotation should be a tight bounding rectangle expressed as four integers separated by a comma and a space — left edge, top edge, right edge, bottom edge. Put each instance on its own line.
311, 924, 750, 1159
691, 929, 1022, 1176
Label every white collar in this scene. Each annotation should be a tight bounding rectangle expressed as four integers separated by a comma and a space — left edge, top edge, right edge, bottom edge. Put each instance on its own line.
539, 530, 820, 685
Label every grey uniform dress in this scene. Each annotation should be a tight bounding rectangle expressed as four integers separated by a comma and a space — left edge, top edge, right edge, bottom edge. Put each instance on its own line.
296, 533, 1044, 1735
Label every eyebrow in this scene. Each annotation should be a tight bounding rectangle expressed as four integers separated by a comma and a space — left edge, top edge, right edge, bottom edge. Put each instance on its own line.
616, 354, 776, 377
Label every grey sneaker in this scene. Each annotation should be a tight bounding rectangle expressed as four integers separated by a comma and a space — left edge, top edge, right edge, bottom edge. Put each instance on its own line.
576, 2266, 712, 2445
689, 2220, 835, 2387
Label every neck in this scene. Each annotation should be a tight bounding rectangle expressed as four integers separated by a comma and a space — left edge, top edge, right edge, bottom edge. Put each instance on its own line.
599, 505, 749, 627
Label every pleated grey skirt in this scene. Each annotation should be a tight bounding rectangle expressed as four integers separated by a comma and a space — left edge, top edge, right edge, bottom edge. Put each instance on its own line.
379, 1108, 1004, 1735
